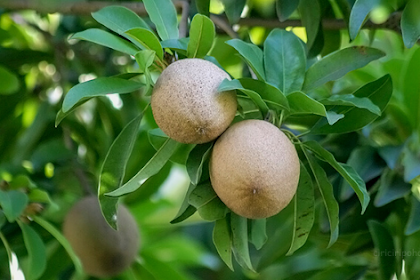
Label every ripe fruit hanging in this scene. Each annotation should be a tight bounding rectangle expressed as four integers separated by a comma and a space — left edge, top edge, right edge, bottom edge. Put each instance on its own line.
63, 196, 139, 277
151, 58, 237, 144
209, 119, 300, 219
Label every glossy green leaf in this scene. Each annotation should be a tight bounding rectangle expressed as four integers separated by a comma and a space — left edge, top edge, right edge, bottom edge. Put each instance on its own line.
218, 79, 269, 116
349, 0, 382, 40
276, 0, 300, 22
405, 196, 420, 235
299, 0, 320, 50
187, 14, 215, 58
311, 75, 392, 134
304, 141, 370, 213
33, 216, 83, 276
171, 183, 197, 224
125, 28, 164, 60
287, 91, 328, 117
321, 94, 381, 115
17, 221, 46, 280
226, 39, 265, 80
287, 163, 315, 254
221, 0, 246, 24
71, 28, 139, 56
302, 46, 385, 91
161, 38, 188, 54
196, 0, 211, 16
134, 50, 155, 96
106, 138, 181, 196
401, 48, 420, 132
401, 0, 420, 48
231, 213, 254, 271
188, 182, 217, 208
213, 217, 233, 270
186, 143, 213, 185
305, 154, 339, 247
250, 219, 267, 250
143, 0, 179, 40
99, 114, 142, 229
264, 29, 306, 94
92, 6, 150, 35
0, 65, 19, 95
61, 77, 143, 113
0, 190, 28, 222
368, 220, 396, 280
197, 197, 228, 221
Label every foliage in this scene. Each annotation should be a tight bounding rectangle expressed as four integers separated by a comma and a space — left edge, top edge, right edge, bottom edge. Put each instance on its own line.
0, 0, 420, 279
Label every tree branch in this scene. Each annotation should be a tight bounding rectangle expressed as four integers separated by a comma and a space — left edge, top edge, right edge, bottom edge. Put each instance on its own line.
0, 0, 402, 33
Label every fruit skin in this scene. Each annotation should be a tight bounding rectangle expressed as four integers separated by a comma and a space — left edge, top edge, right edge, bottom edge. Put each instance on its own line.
151, 58, 237, 144
63, 196, 139, 278
209, 120, 300, 219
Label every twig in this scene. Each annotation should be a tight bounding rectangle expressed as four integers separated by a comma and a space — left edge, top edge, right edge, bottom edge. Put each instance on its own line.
178, 0, 189, 38
211, 14, 238, 38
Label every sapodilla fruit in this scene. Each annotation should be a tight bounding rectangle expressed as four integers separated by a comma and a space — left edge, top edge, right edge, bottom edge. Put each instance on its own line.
63, 196, 139, 277
210, 120, 300, 219
151, 58, 237, 144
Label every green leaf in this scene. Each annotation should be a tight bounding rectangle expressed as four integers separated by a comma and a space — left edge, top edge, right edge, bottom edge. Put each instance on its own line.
307, 266, 367, 280
0, 65, 19, 95
401, 0, 420, 48
321, 94, 381, 115
188, 182, 217, 208
349, 0, 382, 40
33, 216, 83, 276
230, 213, 254, 271
311, 74, 393, 134
276, 0, 300, 22
92, 6, 150, 35
287, 91, 328, 117
250, 219, 267, 250
0, 211, 5, 229
401, 48, 420, 132
171, 183, 197, 224
196, 0, 211, 16
106, 138, 181, 196
187, 14, 215, 58
28, 189, 59, 210
405, 230, 420, 280
197, 197, 228, 221
405, 196, 420, 235
213, 216, 233, 270
218, 79, 269, 116
61, 77, 143, 113
134, 50, 156, 96
302, 46, 385, 91
17, 221, 46, 280
0, 190, 28, 222
71, 28, 139, 56
264, 29, 306, 94
161, 38, 188, 54
305, 153, 339, 247
368, 220, 396, 280
299, 0, 320, 51
125, 28, 164, 60
186, 143, 213, 185
287, 163, 315, 254
226, 39, 265, 80
143, 0, 179, 40
99, 114, 142, 229
374, 170, 411, 207
304, 141, 370, 213
221, 0, 246, 24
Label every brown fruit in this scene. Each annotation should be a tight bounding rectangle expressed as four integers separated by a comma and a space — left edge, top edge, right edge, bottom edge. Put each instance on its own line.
209, 120, 300, 219
63, 196, 139, 277
151, 58, 237, 144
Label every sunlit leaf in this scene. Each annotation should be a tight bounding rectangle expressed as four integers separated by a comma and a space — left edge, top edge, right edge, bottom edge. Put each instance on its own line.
287, 163, 315, 254
264, 29, 306, 94
321, 94, 381, 115
17, 221, 46, 280
125, 28, 164, 60
349, 0, 382, 40
368, 220, 396, 280
187, 14, 215, 58
231, 213, 254, 271
106, 138, 181, 196
71, 28, 139, 56
213, 216, 233, 270
226, 39, 265, 80
401, 0, 420, 48
0, 190, 28, 222
304, 141, 370, 213
99, 114, 142, 229
92, 6, 150, 34
302, 46, 385, 91
143, 0, 179, 40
